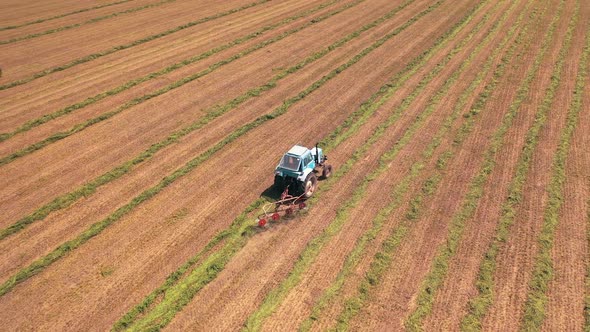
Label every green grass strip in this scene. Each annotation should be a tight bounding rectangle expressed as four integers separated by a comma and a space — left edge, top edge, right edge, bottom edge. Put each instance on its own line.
0, 0, 343, 143
0, 0, 135, 31
0, 0, 271, 91
0, 0, 375, 240
328, 0, 538, 330
0, 0, 430, 301
111, 198, 267, 331
520, 7, 588, 331
0, 0, 177, 45
247, 0, 512, 329
404, 1, 562, 330
117, 3, 446, 330
114, 1, 486, 327
462, 2, 579, 330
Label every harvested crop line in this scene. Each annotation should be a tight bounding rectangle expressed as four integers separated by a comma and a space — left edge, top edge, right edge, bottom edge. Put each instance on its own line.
329, 1, 537, 330
521, 7, 587, 330
0, 0, 436, 300
303, 0, 526, 328
0, 0, 177, 45
0, 0, 343, 143
0, 0, 374, 166
0, 0, 135, 31
403, 1, 563, 330
0, 0, 407, 242
0, 0, 271, 90
245, 1, 514, 329
110, 3, 449, 330
115, 2, 485, 328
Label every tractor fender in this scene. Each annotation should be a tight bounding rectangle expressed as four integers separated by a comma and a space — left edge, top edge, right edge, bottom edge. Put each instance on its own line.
297, 168, 314, 182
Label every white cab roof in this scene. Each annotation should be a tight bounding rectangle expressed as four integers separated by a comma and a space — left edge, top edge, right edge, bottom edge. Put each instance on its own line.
287, 145, 308, 156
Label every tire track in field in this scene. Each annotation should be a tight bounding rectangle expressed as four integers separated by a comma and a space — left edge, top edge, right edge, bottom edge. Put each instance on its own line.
0, 0, 135, 31
0, 0, 369, 236
0, 0, 271, 90
0, 0, 432, 299
0, 0, 177, 45
0, 0, 342, 144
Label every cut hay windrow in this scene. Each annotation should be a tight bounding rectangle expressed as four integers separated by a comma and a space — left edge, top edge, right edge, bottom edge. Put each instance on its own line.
112, 3, 452, 331
330, 0, 542, 330
0, 0, 271, 91
245, 0, 517, 329
0, 0, 377, 240
0, 0, 177, 45
0, 0, 435, 300
0, 0, 135, 31
404, 0, 564, 330
114, 2, 488, 328
520, 7, 588, 330
300, 1, 529, 329
0, 0, 345, 143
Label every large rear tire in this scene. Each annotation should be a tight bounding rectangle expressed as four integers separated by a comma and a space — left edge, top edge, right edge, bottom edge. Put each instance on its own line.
301, 173, 317, 198
322, 164, 333, 179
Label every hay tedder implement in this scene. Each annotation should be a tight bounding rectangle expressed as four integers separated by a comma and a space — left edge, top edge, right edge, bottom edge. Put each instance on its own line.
257, 143, 332, 227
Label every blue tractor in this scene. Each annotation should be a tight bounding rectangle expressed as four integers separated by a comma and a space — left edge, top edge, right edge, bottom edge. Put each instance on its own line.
273, 143, 332, 199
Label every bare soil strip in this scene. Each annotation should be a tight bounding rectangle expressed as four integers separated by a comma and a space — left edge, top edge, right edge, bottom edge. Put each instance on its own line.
0, 0, 177, 45
0, 0, 269, 89
0, 0, 358, 163
0, 0, 339, 143
0, 0, 135, 28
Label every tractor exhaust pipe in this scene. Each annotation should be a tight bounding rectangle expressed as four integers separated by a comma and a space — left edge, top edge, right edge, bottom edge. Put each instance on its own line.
315, 142, 320, 164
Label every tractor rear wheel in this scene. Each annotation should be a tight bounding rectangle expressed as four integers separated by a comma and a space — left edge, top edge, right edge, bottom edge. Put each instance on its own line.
322, 164, 333, 179
301, 173, 317, 198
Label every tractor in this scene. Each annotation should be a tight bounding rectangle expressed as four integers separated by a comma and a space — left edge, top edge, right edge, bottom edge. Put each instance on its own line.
273, 143, 332, 198
257, 143, 332, 227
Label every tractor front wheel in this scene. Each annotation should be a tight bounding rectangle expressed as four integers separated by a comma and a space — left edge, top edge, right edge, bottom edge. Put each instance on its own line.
301, 173, 317, 198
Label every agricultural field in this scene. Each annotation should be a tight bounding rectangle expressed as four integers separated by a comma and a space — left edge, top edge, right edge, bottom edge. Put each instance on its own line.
0, 0, 588, 330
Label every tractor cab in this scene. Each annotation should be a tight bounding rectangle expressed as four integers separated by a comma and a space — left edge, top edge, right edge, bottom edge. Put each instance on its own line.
274, 144, 332, 198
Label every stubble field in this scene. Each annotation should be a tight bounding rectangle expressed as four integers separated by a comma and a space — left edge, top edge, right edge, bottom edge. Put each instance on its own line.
0, 0, 588, 330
